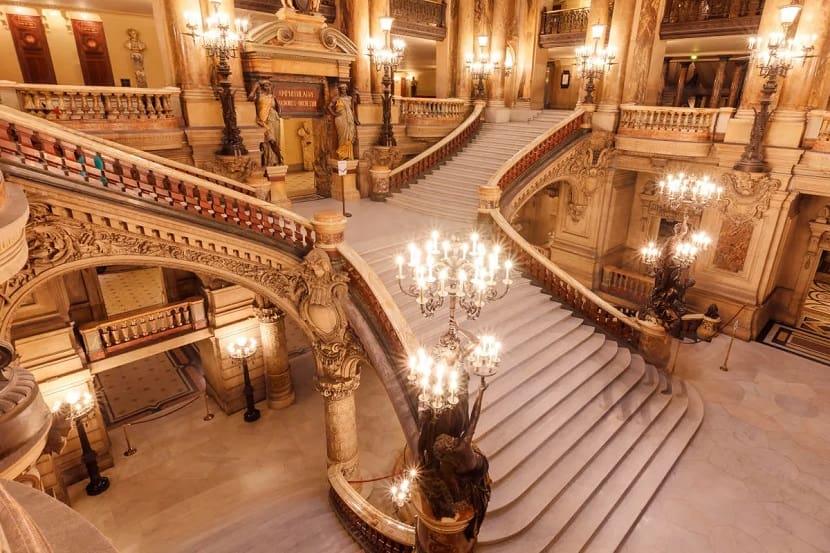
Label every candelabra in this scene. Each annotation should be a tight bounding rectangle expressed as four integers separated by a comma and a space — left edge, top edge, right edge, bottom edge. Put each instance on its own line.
395, 230, 512, 411
465, 35, 513, 100
389, 467, 419, 508
227, 336, 261, 422
367, 16, 406, 147
639, 172, 719, 336
52, 389, 110, 496
184, 0, 250, 156
735, 0, 815, 173
574, 22, 616, 104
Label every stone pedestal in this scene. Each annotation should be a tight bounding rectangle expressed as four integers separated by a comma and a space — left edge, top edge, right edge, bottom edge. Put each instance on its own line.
413, 490, 475, 553
329, 159, 361, 201
638, 319, 671, 368
265, 165, 292, 208
369, 146, 396, 202
311, 211, 348, 250
255, 305, 295, 409
592, 104, 619, 132
485, 99, 511, 123
510, 98, 533, 122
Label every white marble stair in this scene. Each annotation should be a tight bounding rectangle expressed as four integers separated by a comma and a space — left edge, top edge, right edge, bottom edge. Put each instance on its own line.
386, 110, 572, 223
349, 111, 703, 553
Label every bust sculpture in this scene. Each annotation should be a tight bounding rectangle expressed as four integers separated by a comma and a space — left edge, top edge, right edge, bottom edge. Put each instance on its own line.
124, 28, 147, 88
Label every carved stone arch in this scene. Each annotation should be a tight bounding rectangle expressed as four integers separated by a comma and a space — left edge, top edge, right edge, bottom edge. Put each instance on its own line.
505, 174, 580, 223
246, 21, 358, 56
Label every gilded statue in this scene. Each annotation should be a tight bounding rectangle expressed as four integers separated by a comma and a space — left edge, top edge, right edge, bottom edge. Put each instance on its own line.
327, 83, 359, 161
248, 79, 284, 166
124, 28, 147, 88
297, 121, 315, 171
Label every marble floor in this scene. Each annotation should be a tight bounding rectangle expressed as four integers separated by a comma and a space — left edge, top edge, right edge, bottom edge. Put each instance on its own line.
68, 352, 404, 553
622, 333, 830, 553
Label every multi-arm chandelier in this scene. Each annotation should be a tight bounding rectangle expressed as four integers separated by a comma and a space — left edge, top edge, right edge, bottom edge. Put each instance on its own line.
465, 35, 513, 99
367, 16, 406, 71
395, 230, 512, 411
655, 172, 723, 214
747, 0, 814, 79
184, 1, 250, 59
574, 22, 616, 104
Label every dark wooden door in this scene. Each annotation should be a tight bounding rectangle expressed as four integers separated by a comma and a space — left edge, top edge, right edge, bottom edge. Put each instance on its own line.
71, 19, 114, 86
7, 14, 57, 84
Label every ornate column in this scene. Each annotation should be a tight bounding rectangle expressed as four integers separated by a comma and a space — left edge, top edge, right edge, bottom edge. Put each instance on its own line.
369, 0, 389, 102
255, 304, 295, 409
298, 213, 364, 476
346, 0, 372, 97
454, 0, 475, 99
620, 0, 662, 106
485, 0, 511, 122
511, 0, 544, 119
727, 62, 746, 108
595, 0, 637, 131
709, 57, 729, 108
673, 62, 689, 107
158, 0, 212, 92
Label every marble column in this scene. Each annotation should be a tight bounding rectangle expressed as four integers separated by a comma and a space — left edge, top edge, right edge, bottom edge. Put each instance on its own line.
512, 0, 546, 117
454, 0, 475, 99
807, 36, 830, 110
727, 62, 745, 108
322, 389, 360, 475
738, 0, 788, 111
369, 0, 389, 102
673, 62, 689, 107
158, 0, 212, 92
255, 304, 295, 409
346, 0, 372, 97
620, 0, 662, 105
595, 0, 637, 131
709, 57, 728, 108
485, 0, 511, 122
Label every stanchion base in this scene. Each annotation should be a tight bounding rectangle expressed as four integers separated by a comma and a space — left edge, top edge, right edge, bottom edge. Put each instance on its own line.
86, 476, 110, 496
123, 447, 137, 457
203, 413, 215, 422
719, 365, 729, 372
344, 212, 352, 218
244, 408, 261, 423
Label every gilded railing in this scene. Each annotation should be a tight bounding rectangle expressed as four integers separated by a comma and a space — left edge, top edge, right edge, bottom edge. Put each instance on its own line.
540, 7, 589, 35
79, 298, 207, 361
661, 0, 764, 38
0, 82, 180, 123
491, 110, 585, 192
618, 105, 718, 142
328, 464, 415, 553
388, 100, 485, 193
398, 97, 468, 121
600, 265, 653, 307
489, 213, 645, 346
390, 0, 446, 40
0, 106, 315, 252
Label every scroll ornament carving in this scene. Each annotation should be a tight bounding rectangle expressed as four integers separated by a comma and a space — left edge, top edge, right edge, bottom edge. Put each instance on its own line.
719, 171, 780, 223
563, 133, 614, 222
294, 247, 364, 399
270, 23, 295, 45
0, 201, 299, 319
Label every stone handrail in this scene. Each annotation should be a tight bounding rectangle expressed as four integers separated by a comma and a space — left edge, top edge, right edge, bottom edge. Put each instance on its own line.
0, 105, 315, 252
0, 362, 51, 481
618, 104, 718, 142
490, 109, 585, 192
397, 97, 469, 120
488, 211, 645, 346
388, 100, 485, 193
79, 297, 207, 361
600, 265, 653, 307
0, 81, 180, 122
337, 242, 420, 421
328, 463, 415, 552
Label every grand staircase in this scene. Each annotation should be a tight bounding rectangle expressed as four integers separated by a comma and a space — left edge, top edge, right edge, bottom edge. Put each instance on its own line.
354, 110, 704, 552
386, 111, 572, 224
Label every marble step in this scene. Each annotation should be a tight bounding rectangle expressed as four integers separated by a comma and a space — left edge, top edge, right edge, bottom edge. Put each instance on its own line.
479, 372, 686, 548
385, 193, 476, 218
488, 363, 662, 512
581, 383, 704, 553
400, 186, 481, 206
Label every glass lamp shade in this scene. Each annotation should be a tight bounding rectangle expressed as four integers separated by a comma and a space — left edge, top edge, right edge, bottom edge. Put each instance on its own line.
590, 22, 605, 40
477, 35, 489, 47
380, 16, 394, 32
778, 0, 801, 25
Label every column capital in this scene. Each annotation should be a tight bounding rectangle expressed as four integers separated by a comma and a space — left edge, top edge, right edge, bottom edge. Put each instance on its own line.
315, 375, 361, 400
254, 305, 285, 324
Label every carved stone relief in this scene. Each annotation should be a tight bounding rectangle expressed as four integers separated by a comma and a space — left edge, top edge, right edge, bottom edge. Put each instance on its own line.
712, 218, 754, 272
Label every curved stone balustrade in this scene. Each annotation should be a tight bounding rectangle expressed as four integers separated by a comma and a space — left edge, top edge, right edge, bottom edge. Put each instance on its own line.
0, 106, 315, 253
600, 264, 654, 308
0, 361, 51, 481
0, 177, 29, 283
388, 101, 485, 193
0, 82, 180, 125
618, 104, 718, 142
490, 110, 586, 192
397, 97, 469, 140
328, 463, 415, 552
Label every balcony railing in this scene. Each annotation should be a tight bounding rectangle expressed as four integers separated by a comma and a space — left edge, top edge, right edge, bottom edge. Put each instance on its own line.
390, 0, 446, 40
397, 97, 469, 139
539, 7, 590, 48
618, 105, 719, 142
661, 0, 764, 39
80, 298, 208, 362
600, 265, 653, 308
0, 82, 181, 126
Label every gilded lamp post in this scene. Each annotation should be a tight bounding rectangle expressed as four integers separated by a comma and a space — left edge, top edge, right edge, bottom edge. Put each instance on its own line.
367, 16, 406, 147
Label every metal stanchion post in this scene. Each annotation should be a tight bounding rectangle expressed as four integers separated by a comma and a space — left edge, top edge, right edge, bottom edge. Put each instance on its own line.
203, 392, 215, 421
720, 319, 739, 372
122, 424, 137, 456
